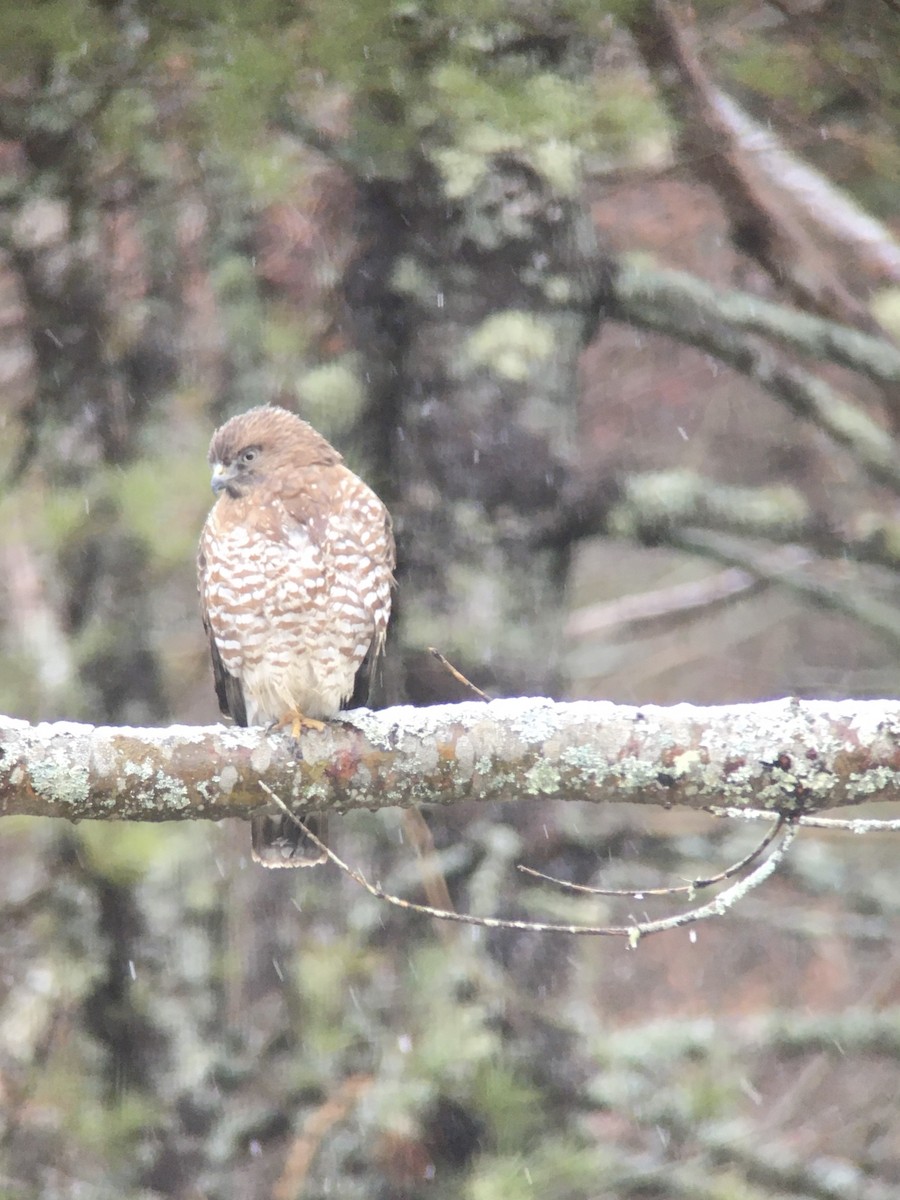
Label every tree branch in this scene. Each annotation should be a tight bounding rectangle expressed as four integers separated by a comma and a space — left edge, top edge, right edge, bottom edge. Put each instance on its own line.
707, 88, 900, 288
566, 555, 787, 640
609, 258, 900, 493
627, 0, 880, 330
266, 795, 798, 942
611, 259, 900, 386
4, 698, 900, 824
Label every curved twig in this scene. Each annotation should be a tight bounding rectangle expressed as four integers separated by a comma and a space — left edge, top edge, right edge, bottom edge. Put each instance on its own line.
261, 784, 798, 942
516, 816, 785, 898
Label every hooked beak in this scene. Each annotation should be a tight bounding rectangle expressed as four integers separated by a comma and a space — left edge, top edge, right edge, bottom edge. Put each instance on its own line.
210, 461, 234, 495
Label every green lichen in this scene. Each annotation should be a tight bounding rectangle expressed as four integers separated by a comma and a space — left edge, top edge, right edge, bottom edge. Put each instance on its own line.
531, 138, 582, 195
298, 358, 366, 438
559, 743, 611, 783
611, 469, 810, 540
155, 776, 191, 812
29, 746, 90, 810
537, 274, 575, 304
390, 254, 439, 300
615, 755, 668, 791
525, 759, 560, 795
847, 766, 897, 799
671, 748, 703, 776
465, 312, 555, 381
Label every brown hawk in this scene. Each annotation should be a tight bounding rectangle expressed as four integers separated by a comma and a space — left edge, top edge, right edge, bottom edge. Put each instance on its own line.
198, 405, 394, 867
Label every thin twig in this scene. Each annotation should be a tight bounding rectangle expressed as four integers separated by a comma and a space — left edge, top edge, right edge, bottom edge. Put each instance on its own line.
260, 784, 798, 943
708, 806, 900, 833
517, 817, 785, 897
427, 647, 490, 701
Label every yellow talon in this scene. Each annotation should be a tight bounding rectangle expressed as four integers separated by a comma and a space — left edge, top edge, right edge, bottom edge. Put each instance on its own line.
269, 711, 326, 738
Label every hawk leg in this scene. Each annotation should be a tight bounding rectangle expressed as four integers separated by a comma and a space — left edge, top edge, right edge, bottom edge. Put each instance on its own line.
253, 709, 330, 867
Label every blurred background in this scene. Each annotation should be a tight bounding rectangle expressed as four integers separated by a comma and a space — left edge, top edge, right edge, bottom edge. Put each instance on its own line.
1, 1, 899, 1196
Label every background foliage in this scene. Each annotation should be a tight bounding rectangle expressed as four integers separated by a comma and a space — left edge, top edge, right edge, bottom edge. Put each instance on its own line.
1, 1, 899, 1196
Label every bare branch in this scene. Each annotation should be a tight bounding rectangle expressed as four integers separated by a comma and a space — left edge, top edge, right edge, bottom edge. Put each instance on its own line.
262, 783, 798, 940
6, 698, 900, 824
517, 817, 785, 897
708, 89, 900, 287
566, 549, 826, 641
566, 561, 774, 640
709, 806, 900, 834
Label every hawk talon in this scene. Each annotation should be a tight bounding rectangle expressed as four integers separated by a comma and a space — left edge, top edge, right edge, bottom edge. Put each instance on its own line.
268, 711, 327, 739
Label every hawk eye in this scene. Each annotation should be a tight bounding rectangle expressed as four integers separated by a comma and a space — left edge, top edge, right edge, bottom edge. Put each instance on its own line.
240, 447, 259, 465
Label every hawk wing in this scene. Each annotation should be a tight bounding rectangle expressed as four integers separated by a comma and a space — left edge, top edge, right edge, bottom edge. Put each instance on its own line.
350, 507, 395, 708
207, 623, 248, 727
198, 540, 248, 727
279, 466, 396, 709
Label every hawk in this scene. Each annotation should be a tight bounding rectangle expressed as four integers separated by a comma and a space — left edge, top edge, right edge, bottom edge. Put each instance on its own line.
198, 404, 394, 867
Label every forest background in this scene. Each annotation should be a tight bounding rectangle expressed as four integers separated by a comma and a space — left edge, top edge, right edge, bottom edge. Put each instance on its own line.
1, 1, 899, 1197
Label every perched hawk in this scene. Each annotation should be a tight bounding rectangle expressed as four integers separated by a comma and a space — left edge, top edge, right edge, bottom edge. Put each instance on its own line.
198, 405, 394, 867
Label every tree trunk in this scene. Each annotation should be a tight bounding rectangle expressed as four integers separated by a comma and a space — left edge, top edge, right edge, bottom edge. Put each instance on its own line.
350, 157, 604, 703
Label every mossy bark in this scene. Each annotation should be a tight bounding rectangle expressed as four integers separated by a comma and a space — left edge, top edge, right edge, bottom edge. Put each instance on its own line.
350, 158, 604, 702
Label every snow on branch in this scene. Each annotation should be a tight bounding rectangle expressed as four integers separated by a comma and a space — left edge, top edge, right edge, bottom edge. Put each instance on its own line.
709, 88, 900, 288
627, 0, 878, 329
3, 697, 900, 826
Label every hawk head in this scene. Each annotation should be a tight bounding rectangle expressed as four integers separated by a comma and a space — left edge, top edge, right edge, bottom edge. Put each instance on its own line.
207, 405, 341, 499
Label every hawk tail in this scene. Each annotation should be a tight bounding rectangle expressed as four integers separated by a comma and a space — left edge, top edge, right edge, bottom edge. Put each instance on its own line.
250, 812, 329, 868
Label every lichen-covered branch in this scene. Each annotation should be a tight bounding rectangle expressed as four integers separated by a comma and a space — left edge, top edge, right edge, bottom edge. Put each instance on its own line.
609, 469, 900, 577
612, 259, 900, 386
607, 469, 813, 544
4, 697, 900, 825
609, 259, 900, 493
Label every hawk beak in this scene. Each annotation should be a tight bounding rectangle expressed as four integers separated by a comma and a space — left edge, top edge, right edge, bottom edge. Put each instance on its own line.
210, 462, 232, 495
